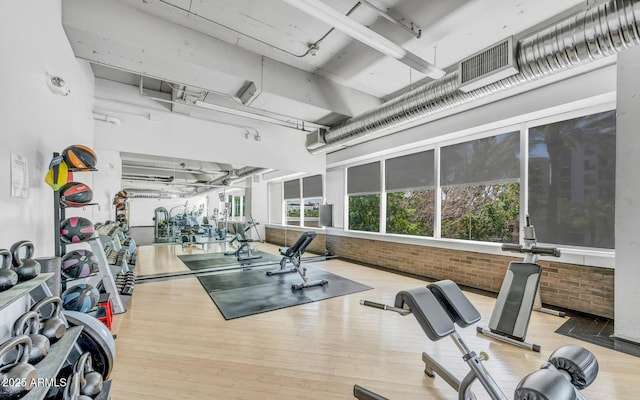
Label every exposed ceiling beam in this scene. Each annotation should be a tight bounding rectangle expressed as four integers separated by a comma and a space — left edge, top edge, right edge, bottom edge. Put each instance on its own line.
281, 0, 443, 78
62, 0, 381, 123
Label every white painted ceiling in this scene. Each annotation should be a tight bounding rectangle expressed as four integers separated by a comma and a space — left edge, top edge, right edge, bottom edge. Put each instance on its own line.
62, 0, 587, 193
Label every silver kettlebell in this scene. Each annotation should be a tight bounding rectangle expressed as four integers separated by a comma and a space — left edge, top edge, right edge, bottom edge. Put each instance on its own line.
10, 240, 41, 282
0, 335, 38, 399
31, 296, 67, 343
13, 311, 50, 364
64, 372, 92, 400
75, 353, 103, 397
0, 249, 18, 292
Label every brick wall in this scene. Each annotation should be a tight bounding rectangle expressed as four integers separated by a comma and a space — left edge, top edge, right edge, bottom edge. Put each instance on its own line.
266, 227, 614, 318
265, 227, 326, 255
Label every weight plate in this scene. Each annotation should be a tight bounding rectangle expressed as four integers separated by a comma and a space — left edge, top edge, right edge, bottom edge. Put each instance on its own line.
63, 310, 116, 379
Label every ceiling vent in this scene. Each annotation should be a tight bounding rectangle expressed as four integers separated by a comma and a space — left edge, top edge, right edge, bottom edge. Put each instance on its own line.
306, 128, 327, 150
237, 81, 260, 106
458, 36, 518, 93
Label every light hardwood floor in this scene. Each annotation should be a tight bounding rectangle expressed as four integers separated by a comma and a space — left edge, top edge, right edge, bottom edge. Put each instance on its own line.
109, 242, 640, 399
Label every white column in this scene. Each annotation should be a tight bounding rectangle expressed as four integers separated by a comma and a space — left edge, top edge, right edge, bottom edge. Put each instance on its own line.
615, 46, 640, 343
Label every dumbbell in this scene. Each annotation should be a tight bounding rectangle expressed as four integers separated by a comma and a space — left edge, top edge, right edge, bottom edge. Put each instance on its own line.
515, 344, 598, 400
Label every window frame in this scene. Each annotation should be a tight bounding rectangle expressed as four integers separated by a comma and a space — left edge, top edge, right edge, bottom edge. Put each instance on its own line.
341, 101, 616, 253
281, 174, 325, 228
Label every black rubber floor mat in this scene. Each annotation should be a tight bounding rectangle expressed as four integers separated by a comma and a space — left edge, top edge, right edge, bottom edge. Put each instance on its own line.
178, 251, 281, 270
198, 265, 372, 320
555, 315, 640, 357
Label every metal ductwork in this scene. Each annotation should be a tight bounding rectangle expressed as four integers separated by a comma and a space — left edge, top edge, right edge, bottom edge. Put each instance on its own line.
307, 0, 640, 154
208, 167, 271, 187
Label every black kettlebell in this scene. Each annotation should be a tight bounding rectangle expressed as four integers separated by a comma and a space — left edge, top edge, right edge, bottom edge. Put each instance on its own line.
0, 249, 18, 291
13, 311, 50, 364
0, 335, 39, 399
31, 296, 67, 343
75, 353, 103, 397
10, 240, 41, 281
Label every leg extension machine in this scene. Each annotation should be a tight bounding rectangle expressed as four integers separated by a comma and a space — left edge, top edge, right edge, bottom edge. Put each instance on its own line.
354, 280, 598, 400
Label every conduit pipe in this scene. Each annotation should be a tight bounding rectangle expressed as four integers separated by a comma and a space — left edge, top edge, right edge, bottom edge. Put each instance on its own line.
308, 0, 640, 154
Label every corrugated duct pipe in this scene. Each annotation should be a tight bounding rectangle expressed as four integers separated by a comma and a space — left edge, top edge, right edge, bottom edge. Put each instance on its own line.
308, 0, 640, 154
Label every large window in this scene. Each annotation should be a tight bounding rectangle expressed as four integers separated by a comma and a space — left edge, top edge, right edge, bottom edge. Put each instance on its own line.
528, 110, 616, 248
283, 175, 324, 227
348, 162, 380, 232
227, 193, 245, 218
337, 107, 616, 250
284, 179, 300, 226
385, 151, 435, 236
440, 131, 520, 243
303, 175, 322, 227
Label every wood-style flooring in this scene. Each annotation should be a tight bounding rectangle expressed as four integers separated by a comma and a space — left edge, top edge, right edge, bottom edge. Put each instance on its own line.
109, 242, 640, 399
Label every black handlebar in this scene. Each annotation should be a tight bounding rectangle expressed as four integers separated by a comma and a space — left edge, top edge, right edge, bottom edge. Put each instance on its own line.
531, 246, 561, 257
501, 244, 523, 253
360, 300, 387, 310
359, 300, 411, 315
501, 243, 561, 257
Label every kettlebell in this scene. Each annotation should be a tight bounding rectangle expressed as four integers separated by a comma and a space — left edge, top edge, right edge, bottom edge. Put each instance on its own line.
75, 353, 103, 397
10, 240, 41, 281
64, 373, 92, 400
32, 296, 67, 343
0, 249, 18, 291
0, 335, 38, 399
13, 311, 50, 364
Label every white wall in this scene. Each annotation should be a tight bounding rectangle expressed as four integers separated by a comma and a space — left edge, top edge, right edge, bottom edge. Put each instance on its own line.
615, 45, 640, 344
325, 169, 345, 228
248, 178, 268, 240
268, 182, 283, 224
88, 148, 122, 223
0, 0, 95, 256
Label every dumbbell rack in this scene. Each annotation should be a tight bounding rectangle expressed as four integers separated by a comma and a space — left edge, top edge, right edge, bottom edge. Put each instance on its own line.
96, 223, 136, 296
52, 153, 125, 315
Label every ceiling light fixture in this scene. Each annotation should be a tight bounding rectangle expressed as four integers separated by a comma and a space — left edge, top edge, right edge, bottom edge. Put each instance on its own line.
282, 0, 444, 79
46, 73, 70, 96
194, 100, 326, 131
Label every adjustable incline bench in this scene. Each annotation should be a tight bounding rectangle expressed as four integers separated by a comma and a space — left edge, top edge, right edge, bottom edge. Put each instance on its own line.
266, 231, 328, 290
233, 222, 261, 262
355, 280, 599, 400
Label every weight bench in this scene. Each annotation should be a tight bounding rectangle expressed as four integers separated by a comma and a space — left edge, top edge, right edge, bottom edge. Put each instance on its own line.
233, 222, 261, 262
266, 231, 327, 290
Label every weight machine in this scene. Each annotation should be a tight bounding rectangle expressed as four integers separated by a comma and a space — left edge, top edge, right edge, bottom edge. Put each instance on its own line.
153, 207, 172, 243
477, 216, 563, 352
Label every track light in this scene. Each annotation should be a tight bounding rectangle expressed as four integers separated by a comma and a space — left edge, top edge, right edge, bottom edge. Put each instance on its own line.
282, 0, 444, 79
